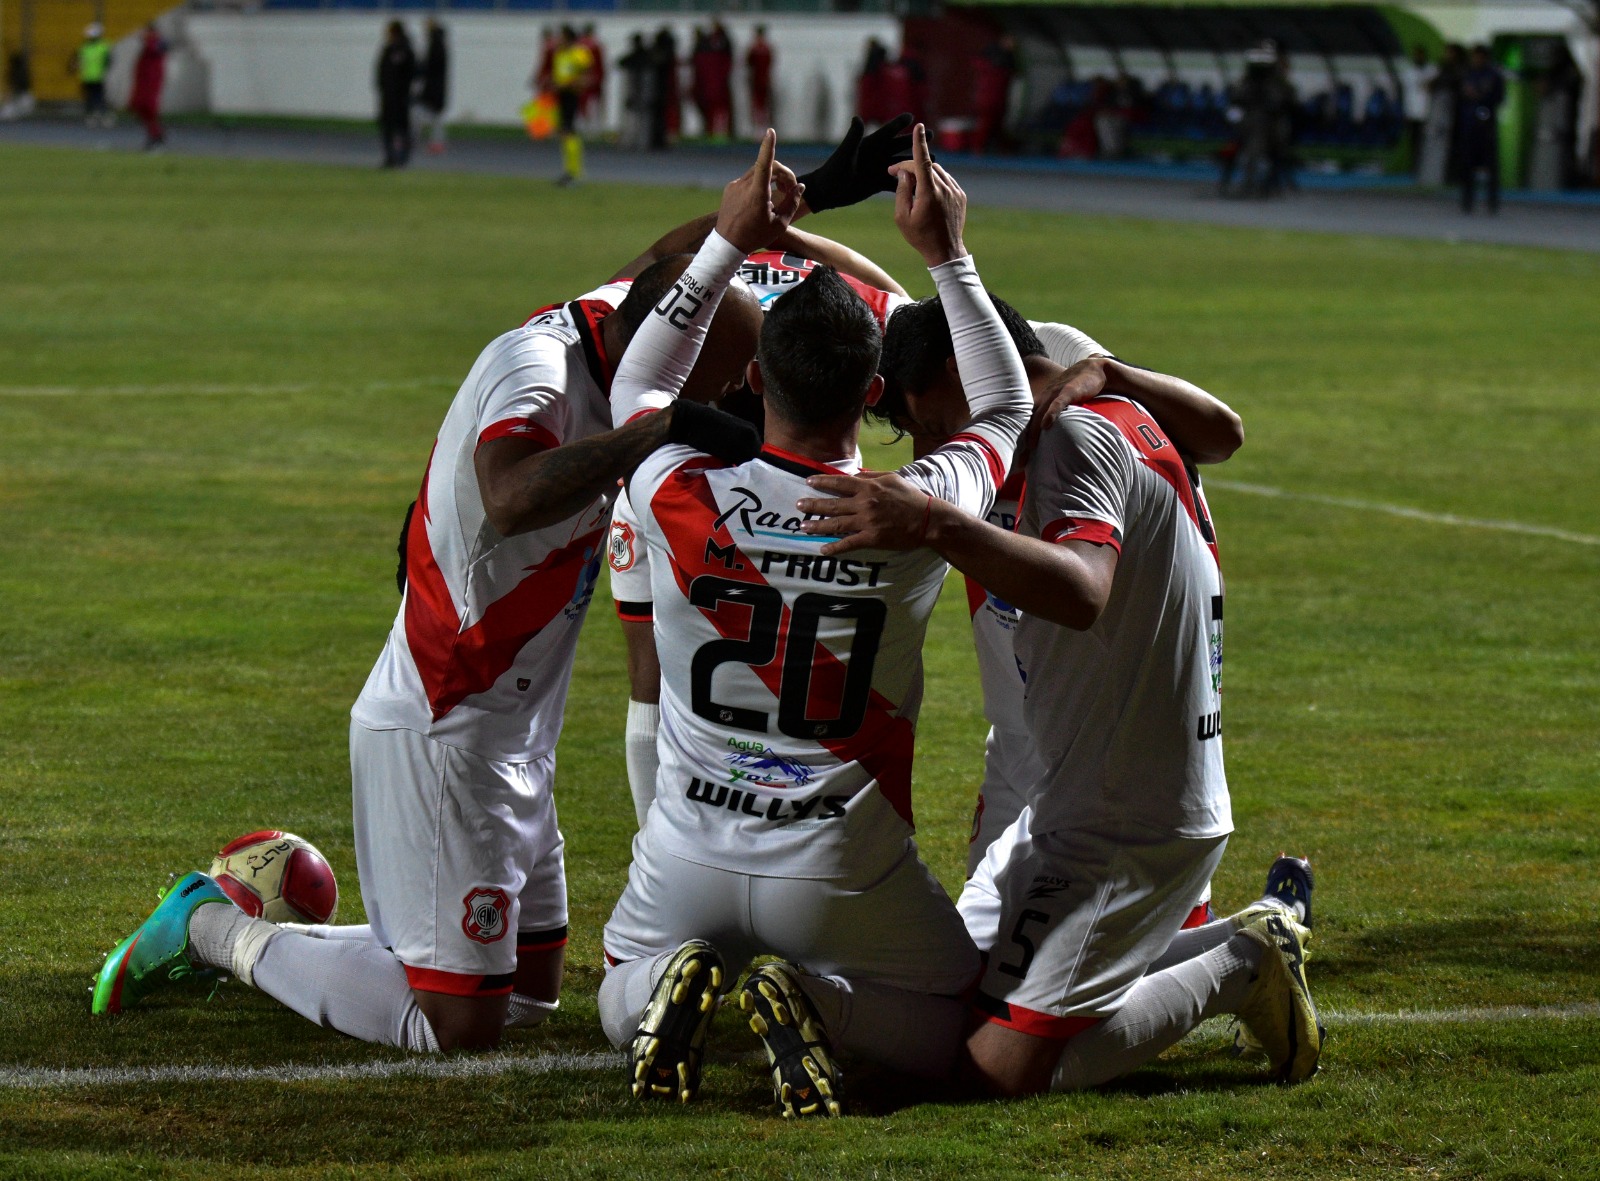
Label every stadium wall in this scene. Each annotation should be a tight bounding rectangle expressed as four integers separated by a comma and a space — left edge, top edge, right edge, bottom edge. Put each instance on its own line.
134, 11, 901, 141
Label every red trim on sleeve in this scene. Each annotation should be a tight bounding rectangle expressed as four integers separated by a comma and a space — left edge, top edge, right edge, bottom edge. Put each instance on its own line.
976, 994, 1102, 1042
477, 419, 561, 452
949, 432, 1006, 489
615, 602, 653, 623
624, 408, 658, 425
402, 965, 516, 998
1041, 517, 1123, 551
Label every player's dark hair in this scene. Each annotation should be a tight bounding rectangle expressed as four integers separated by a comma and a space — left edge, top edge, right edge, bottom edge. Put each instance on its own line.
873, 293, 1044, 435
757, 266, 881, 427
614, 254, 693, 339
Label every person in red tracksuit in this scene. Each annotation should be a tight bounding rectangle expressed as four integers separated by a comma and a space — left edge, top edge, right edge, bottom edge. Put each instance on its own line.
128, 25, 168, 150
745, 25, 773, 134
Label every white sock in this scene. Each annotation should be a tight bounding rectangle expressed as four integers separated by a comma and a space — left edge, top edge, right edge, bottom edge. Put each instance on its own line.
277, 923, 376, 942
506, 993, 559, 1029
625, 700, 661, 828
798, 974, 966, 1081
187, 901, 257, 971
597, 951, 674, 1048
1144, 917, 1244, 974
250, 931, 439, 1052
1052, 934, 1263, 1091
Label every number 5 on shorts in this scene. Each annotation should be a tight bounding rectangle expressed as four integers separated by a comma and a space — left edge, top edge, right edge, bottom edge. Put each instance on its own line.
996, 909, 1050, 980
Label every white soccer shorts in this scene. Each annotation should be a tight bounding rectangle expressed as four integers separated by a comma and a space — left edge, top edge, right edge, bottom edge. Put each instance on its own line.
966, 725, 1045, 876
350, 721, 568, 996
958, 808, 1227, 1039
603, 821, 980, 998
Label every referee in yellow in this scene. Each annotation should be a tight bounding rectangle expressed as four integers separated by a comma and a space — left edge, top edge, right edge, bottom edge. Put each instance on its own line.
551, 26, 595, 186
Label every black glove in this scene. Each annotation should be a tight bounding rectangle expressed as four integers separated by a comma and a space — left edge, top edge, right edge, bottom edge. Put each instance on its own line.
668, 400, 762, 464
797, 113, 920, 213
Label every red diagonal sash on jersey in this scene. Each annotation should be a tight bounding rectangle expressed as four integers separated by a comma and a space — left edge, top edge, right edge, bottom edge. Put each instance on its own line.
1083, 397, 1220, 565
649, 462, 917, 826
404, 447, 605, 722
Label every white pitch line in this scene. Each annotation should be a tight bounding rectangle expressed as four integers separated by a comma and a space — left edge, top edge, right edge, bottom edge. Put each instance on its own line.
1321, 1002, 1600, 1026
0, 378, 457, 398
0, 1050, 622, 1090
6, 1004, 1598, 1090
1208, 478, 1600, 547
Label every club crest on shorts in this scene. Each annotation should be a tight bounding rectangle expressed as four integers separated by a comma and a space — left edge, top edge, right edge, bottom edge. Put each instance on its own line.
461, 886, 511, 944
608, 520, 636, 573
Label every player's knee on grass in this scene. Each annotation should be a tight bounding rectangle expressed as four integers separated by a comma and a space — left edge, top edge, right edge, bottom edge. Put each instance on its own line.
513, 942, 565, 1005
963, 1019, 1069, 1098
413, 990, 512, 1052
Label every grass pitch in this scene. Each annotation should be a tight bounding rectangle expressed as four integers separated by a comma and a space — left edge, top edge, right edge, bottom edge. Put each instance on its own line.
1, 143, 1598, 1179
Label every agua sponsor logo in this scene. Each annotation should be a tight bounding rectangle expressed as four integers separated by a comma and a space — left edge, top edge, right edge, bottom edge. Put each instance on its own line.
724, 743, 815, 788
685, 777, 846, 823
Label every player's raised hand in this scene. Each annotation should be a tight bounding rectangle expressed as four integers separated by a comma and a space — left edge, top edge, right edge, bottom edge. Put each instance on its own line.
796, 471, 936, 556
1023, 356, 1109, 457
890, 123, 967, 268
797, 113, 917, 213
717, 129, 805, 253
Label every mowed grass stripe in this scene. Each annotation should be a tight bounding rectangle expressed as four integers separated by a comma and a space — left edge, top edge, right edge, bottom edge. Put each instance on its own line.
0, 378, 459, 397
6, 1004, 1600, 1090
1210, 478, 1600, 547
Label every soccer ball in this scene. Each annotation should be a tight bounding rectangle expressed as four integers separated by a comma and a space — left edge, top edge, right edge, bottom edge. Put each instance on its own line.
208, 830, 339, 924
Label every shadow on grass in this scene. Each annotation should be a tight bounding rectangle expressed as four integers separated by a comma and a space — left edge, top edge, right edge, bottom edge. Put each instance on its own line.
1316, 917, 1600, 999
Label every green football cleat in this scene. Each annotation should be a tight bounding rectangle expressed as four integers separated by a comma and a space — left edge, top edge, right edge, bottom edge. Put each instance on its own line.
1234, 910, 1325, 1083
92, 871, 233, 1015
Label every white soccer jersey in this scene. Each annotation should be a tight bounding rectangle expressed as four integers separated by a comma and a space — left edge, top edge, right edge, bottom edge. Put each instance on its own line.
1014, 395, 1232, 840
608, 256, 905, 624
610, 238, 1030, 881
353, 281, 631, 762
964, 320, 1108, 727
631, 437, 1010, 882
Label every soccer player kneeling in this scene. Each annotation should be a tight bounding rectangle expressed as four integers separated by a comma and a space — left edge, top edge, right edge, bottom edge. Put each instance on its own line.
597, 126, 1031, 1116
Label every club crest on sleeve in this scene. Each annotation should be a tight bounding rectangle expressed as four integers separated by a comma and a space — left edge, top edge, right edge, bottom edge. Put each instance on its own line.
461, 887, 511, 944
609, 520, 637, 573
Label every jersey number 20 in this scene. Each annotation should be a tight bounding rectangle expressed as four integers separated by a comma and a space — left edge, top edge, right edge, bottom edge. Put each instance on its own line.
688, 575, 886, 740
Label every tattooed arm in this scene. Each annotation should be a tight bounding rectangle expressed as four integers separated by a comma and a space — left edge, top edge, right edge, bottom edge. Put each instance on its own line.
474, 413, 674, 537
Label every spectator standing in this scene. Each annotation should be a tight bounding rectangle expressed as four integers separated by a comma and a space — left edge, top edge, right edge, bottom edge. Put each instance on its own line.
693, 20, 733, 139
550, 25, 594, 185
1399, 44, 1432, 174
746, 25, 773, 133
651, 27, 680, 147
857, 38, 889, 126
1457, 44, 1505, 213
417, 19, 448, 155
618, 33, 654, 151
1, 50, 35, 120
74, 23, 113, 128
1419, 43, 1463, 185
127, 24, 168, 150
579, 24, 605, 129
376, 21, 416, 168
971, 34, 1016, 154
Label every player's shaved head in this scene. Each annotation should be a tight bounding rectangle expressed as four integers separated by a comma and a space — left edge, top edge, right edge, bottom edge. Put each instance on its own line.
874, 292, 1044, 433
756, 266, 881, 428
615, 254, 763, 404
